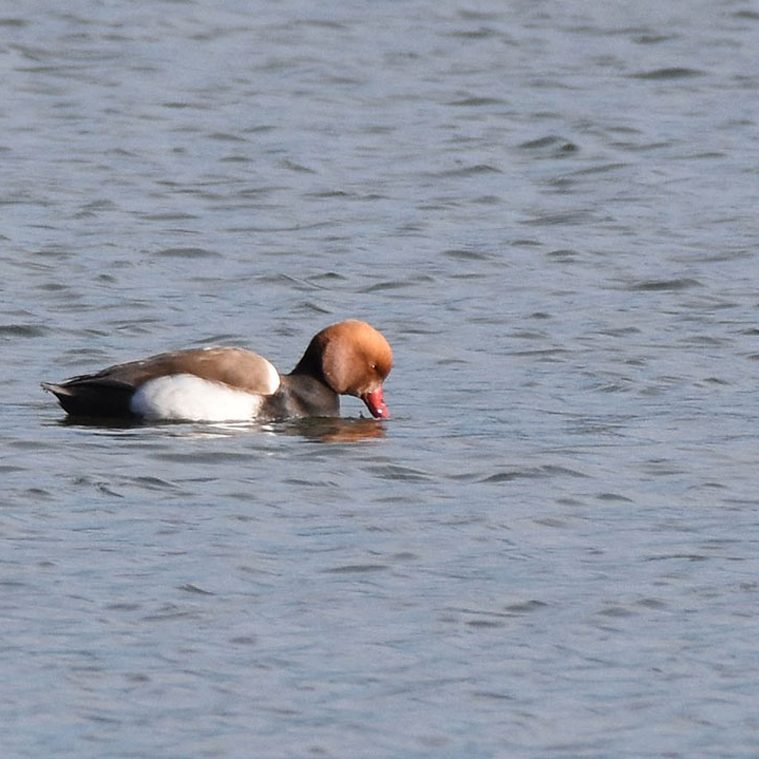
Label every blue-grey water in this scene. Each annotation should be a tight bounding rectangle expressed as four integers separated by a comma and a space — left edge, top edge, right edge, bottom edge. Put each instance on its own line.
3, 1, 759, 756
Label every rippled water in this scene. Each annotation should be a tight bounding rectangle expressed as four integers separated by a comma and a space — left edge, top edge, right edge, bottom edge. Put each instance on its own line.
4, 1, 759, 756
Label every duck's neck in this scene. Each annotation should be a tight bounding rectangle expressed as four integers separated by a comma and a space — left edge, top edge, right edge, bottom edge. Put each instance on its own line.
267, 373, 339, 418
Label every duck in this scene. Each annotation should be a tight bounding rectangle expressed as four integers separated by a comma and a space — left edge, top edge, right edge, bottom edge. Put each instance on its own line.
42, 319, 392, 422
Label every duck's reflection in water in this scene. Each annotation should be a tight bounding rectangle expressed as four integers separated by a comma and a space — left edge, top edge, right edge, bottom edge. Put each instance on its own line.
277, 416, 387, 443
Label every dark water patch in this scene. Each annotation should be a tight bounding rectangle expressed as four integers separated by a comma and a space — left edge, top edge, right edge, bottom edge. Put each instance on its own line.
96, 483, 124, 498
593, 381, 633, 394
597, 492, 634, 503
142, 605, 204, 622
155, 450, 256, 464
630, 67, 705, 80
242, 124, 276, 134
518, 135, 579, 155
323, 564, 387, 574
207, 132, 247, 142
179, 583, 214, 595
508, 347, 571, 359
281, 159, 316, 174
598, 604, 636, 618
232, 186, 273, 199
481, 465, 587, 483
0, 579, 32, 590
521, 210, 598, 226
254, 272, 323, 289
161, 100, 211, 110
679, 334, 728, 347
229, 635, 258, 645
472, 690, 514, 701
450, 606, 521, 627
296, 18, 348, 30
467, 618, 505, 628
442, 248, 493, 261
154, 247, 221, 258
637, 598, 668, 610
509, 328, 549, 339
700, 376, 730, 386
219, 154, 253, 163
503, 600, 549, 614
511, 238, 542, 247
634, 34, 676, 44
308, 271, 348, 285
367, 464, 432, 482
431, 164, 502, 178
446, 25, 505, 39
0, 324, 49, 338
361, 278, 433, 293
391, 552, 419, 561
106, 602, 142, 612
614, 139, 678, 152
686, 151, 727, 160
546, 248, 580, 260
625, 278, 701, 292
226, 221, 331, 233
306, 190, 350, 199
568, 162, 629, 177
447, 96, 508, 106
130, 476, 181, 492
25, 487, 55, 500
534, 517, 569, 528
598, 326, 641, 337
293, 301, 334, 318
283, 477, 337, 487
29, 246, 71, 259
74, 199, 117, 215
733, 10, 759, 21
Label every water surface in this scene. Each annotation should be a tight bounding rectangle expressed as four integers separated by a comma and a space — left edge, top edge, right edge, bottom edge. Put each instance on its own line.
3, 1, 759, 756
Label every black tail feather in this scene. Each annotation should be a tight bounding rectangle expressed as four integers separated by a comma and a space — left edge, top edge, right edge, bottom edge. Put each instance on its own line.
41, 380, 135, 418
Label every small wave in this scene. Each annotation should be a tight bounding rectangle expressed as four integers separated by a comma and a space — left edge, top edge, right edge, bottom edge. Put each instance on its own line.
631, 67, 704, 80
154, 247, 221, 258
0, 323, 48, 338
626, 278, 701, 291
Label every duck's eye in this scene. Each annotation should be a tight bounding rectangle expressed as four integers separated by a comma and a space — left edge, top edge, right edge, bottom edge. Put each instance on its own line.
370, 362, 377, 370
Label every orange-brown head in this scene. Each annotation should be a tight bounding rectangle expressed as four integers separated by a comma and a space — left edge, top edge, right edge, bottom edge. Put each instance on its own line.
291, 320, 393, 418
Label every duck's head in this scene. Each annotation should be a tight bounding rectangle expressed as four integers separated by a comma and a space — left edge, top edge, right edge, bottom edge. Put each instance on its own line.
293, 320, 393, 418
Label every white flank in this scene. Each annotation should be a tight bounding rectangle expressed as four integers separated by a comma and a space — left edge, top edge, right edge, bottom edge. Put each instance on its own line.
130, 374, 266, 422
259, 355, 281, 395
